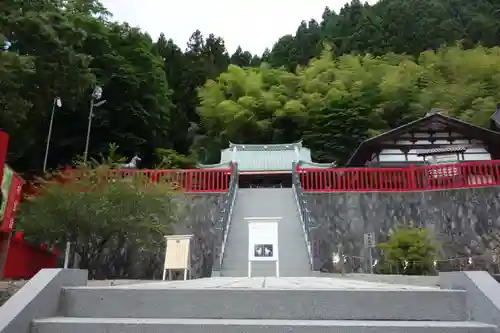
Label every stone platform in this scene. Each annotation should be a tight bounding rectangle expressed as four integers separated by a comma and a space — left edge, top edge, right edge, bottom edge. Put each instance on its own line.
112, 276, 440, 290
2, 270, 498, 333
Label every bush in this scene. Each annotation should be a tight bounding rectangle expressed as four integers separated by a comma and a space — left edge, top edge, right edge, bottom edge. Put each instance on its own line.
16, 163, 180, 279
376, 226, 438, 275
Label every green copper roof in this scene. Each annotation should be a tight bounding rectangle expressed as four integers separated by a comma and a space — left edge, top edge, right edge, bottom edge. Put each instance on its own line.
298, 161, 338, 168
199, 141, 335, 172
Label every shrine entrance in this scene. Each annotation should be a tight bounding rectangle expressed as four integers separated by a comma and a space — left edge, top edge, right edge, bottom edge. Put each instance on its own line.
238, 172, 292, 188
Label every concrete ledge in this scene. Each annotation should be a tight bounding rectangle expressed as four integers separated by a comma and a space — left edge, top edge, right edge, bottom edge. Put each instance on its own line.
439, 271, 500, 327
32, 318, 497, 333
316, 273, 439, 287
0, 269, 87, 333
60, 287, 467, 321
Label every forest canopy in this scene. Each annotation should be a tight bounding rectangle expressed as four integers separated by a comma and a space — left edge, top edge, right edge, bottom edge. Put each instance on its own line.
197, 46, 500, 164
2, 0, 500, 174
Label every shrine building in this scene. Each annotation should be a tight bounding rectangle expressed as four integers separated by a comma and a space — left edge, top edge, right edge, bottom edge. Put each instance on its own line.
199, 142, 334, 187
200, 108, 500, 188
347, 109, 500, 167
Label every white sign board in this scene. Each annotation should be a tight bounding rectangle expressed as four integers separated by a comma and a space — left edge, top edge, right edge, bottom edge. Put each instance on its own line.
163, 234, 193, 281
248, 221, 278, 262
246, 217, 281, 277
364, 232, 375, 248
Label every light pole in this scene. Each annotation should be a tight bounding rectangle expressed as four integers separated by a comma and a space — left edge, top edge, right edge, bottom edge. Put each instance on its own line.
43, 97, 62, 173
83, 86, 106, 164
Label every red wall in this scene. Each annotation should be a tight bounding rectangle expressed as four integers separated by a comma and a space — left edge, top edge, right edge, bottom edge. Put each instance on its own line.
0, 130, 57, 280
2, 232, 58, 280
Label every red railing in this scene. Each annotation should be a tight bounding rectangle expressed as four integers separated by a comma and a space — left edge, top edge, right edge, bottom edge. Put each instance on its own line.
299, 160, 500, 192
2, 232, 58, 280
63, 167, 232, 192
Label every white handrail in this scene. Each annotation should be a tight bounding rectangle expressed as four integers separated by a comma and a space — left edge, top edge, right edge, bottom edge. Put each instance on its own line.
292, 182, 313, 270
219, 185, 237, 269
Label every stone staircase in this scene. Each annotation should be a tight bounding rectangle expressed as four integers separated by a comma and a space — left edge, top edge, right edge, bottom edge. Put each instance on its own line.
30, 276, 497, 333
220, 188, 311, 277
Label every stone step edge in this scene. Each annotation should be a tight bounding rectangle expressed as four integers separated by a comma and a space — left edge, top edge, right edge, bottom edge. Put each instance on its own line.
34, 318, 495, 328
62, 286, 454, 291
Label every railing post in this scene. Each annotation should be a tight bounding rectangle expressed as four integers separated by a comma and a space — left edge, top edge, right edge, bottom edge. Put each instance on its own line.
495, 161, 500, 185
408, 164, 416, 191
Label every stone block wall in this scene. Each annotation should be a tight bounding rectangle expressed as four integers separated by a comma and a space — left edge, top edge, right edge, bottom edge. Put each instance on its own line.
172, 193, 225, 278
84, 193, 225, 280
304, 187, 500, 272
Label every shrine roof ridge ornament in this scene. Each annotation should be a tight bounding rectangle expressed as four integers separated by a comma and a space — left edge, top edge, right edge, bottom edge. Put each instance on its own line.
228, 141, 303, 151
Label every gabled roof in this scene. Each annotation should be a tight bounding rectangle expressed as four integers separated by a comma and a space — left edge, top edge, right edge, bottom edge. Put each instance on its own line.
199, 141, 335, 172
491, 104, 500, 131
346, 113, 500, 166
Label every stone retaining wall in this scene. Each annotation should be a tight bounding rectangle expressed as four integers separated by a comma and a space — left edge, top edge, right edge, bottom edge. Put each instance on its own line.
305, 187, 500, 271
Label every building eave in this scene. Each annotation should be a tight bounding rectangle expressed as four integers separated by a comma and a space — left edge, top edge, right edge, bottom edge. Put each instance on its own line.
346, 113, 500, 166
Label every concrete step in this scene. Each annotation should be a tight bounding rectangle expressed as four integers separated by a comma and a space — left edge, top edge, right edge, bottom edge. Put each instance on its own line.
59, 286, 467, 321
220, 269, 316, 277
222, 188, 311, 277
220, 270, 249, 277
32, 318, 497, 333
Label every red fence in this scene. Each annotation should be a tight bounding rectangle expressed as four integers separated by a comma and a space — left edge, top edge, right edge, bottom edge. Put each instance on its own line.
64, 167, 232, 192
2, 232, 58, 280
299, 160, 500, 192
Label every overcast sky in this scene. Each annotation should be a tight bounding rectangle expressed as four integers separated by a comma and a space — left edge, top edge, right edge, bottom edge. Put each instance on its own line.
100, 0, 379, 55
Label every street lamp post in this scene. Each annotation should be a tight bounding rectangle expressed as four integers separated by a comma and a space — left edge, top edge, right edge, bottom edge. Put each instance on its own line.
83, 86, 106, 164
43, 97, 62, 173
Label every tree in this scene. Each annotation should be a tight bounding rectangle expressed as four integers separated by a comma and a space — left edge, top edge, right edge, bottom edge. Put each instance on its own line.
4, 0, 500, 177
155, 148, 196, 169
1, 0, 96, 172
198, 45, 500, 164
269, 35, 298, 71
194, 64, 307, 161
0, 51, 35, 163
16, 159, 180, 279
73, 18, 175, 166
377, 227, 438, 275
0, 0, 178, 174
267, 0, 500, 71
230, 46, 253, 67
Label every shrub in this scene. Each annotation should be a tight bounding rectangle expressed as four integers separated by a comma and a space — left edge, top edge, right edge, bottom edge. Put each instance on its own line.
376, 226, 438, 275
16, 163, 180, 279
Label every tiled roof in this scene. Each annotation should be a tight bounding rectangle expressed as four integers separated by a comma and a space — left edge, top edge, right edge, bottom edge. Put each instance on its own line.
228, 142, 302, 151
223, 142, 301, 171
298, 161, 337, 168
200, 141, 335, 172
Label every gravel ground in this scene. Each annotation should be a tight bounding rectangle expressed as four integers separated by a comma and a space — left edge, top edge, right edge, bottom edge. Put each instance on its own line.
0, 281, 25, 306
